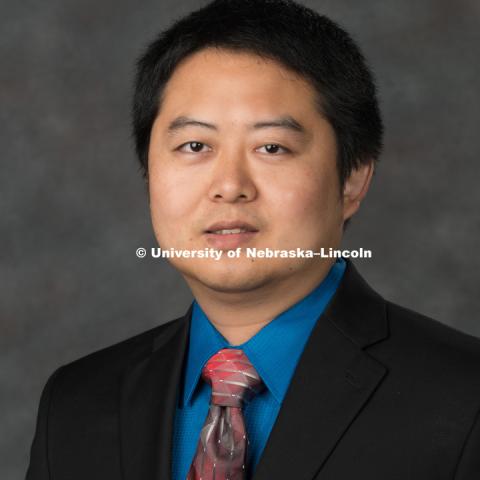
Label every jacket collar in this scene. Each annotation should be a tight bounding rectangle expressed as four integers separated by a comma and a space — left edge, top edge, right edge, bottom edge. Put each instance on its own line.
120, 259, 389, 480
120, 308, 191, 480
251, 259, 389, 480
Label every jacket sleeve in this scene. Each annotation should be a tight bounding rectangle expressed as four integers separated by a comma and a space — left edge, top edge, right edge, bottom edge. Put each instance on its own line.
25, 366, 64, 480
454, 405, 480, 479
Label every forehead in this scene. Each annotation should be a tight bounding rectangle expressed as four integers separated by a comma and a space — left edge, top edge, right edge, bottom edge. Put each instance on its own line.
160, 47, 319, 115
169, 47, 302, 79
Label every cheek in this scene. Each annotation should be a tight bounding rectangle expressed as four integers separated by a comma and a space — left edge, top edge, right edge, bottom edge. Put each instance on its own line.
268, 168, 339, 226
263, 166, 342, 250
149, 166, 200, 221
148, 169, 204, 249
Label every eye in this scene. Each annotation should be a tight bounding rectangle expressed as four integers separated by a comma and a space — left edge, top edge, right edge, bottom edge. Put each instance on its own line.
177, 141, 211, 153
256, 144, 291, 155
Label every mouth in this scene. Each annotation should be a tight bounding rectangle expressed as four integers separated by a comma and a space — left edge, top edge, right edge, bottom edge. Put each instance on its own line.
206, 227, 255, 235
204, 221, 259, 249
204, 221, 258, 235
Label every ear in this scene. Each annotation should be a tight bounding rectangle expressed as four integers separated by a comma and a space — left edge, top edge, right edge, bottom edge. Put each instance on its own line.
342, 161, 374, 221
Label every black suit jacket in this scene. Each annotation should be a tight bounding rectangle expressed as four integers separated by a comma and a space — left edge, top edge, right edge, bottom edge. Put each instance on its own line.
26, 260, 480, 479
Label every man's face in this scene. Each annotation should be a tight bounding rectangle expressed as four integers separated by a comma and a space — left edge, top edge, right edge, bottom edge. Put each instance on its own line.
148, 48, 347, 294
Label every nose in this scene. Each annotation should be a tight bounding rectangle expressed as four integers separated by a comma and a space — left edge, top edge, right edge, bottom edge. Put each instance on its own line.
207, 147, 257, 203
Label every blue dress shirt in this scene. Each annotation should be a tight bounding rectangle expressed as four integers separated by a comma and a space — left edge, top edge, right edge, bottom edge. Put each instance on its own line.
171, 258, 346, 480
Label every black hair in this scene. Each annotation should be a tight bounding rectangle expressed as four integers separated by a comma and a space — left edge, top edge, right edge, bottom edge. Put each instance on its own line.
132, 0, 383, 190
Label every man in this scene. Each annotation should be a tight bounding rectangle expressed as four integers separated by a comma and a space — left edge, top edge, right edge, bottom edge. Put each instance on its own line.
26, 1, 480, 479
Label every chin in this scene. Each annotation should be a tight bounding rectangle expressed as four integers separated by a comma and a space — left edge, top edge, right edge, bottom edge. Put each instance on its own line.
183, 266, 274, 294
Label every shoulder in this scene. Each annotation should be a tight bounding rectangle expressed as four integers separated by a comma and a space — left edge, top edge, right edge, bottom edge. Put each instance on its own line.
386, 300, 480, 365
376, 300, 480, 398
49, 315, 186, 395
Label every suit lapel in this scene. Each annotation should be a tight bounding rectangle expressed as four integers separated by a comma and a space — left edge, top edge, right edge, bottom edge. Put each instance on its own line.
252, 261, 390, 480
120, 305, 192, 480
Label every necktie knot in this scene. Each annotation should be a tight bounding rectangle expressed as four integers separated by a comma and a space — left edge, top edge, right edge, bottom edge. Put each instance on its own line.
202, 348, 264, 407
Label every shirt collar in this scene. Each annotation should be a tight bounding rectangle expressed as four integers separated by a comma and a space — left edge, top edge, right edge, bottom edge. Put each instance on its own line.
180, 258, 346, 407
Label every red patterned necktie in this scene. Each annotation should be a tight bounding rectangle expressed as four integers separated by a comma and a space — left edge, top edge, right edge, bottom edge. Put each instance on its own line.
186, 348, 265, 480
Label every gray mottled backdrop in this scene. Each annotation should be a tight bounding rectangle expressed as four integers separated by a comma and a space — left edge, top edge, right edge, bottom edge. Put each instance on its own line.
2, 0, 479, 478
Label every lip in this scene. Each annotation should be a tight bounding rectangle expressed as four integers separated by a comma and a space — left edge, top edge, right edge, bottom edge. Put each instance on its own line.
203, 220, 259, 250
204, 220, 259, 234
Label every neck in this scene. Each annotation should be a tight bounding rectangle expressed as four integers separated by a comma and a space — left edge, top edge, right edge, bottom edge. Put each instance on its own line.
185, 259, 335, 346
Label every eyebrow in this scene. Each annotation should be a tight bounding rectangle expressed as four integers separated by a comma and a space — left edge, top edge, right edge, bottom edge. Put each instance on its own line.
166, 115, 308, 136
